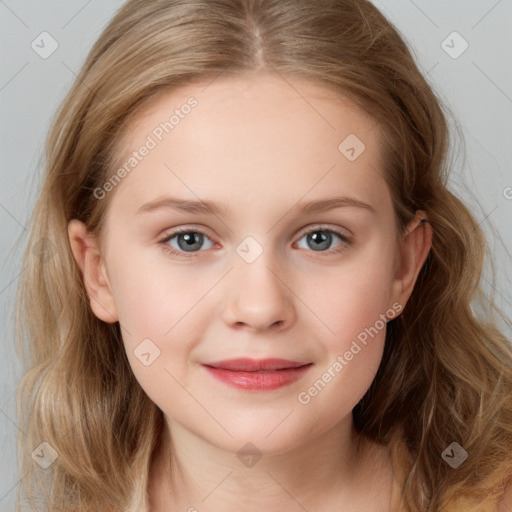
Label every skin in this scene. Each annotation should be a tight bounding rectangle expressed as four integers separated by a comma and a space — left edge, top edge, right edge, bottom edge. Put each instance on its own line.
68, 72, 432, 512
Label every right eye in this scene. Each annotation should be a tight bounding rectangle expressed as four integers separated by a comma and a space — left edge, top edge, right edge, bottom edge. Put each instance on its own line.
159, 228, 215, 256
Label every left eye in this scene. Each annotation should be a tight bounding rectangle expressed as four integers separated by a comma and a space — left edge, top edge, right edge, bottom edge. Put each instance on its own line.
295, 228, 349, 253
159, 227, 350, 256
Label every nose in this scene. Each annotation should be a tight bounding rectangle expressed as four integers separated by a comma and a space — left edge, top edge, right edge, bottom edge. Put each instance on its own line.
221, 255, 296, 333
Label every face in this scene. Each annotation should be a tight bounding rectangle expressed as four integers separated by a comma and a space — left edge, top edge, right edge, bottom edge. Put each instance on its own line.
70, 72, 430, 456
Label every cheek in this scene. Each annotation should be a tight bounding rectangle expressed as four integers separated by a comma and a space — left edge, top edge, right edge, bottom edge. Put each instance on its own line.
107, 245, 200, 333
104, 249, 182, 365
108, 259, 199, 407
295, 241, 396, 406
106, 248, 219, 385
296, 269, 393, 416
306, 244, 396, 349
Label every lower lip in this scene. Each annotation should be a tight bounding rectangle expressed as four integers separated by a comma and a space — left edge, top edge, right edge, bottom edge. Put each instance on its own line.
202, 364, 313, 391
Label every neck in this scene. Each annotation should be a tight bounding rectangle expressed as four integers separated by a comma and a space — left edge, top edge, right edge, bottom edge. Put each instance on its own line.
148, 415, 392, 512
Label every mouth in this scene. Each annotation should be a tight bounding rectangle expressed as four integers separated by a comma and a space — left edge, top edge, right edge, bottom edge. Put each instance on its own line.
202, 358, 310, 371
201, 358, 313, 391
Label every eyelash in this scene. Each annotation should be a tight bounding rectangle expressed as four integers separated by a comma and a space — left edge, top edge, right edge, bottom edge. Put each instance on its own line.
158, 225, 352, 258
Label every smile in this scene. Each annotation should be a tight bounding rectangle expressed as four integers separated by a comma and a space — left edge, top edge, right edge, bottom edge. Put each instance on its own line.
201, 358, 313, 391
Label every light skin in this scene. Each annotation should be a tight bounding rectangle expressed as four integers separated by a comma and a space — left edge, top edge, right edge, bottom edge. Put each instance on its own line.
68, 72, 432, 512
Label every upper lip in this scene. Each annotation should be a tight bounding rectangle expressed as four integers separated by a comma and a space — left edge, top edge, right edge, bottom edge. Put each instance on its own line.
202, 358, 311, 371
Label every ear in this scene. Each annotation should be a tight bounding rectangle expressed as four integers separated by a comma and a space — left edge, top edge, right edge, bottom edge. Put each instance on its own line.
390, 211, 432, 311
67, 219, 119, 323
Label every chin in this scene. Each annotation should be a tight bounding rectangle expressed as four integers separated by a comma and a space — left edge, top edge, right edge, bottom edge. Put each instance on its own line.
206, 421, 317, 458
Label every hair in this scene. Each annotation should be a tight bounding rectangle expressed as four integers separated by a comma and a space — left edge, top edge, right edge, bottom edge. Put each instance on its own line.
15, 0, 512, 510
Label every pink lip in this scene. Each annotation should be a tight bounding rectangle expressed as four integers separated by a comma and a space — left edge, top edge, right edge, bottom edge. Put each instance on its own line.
201, 358, 313, 391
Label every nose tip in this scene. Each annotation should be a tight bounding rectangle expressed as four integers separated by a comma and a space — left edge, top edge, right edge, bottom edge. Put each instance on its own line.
222, 262, 295, 333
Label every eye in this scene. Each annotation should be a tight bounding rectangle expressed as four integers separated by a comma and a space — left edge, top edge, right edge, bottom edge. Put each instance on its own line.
294, 226, 351, 254
159, 228, 215, 256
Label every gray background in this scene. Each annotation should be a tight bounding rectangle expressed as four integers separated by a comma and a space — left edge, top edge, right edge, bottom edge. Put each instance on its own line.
1, 0, 511, 509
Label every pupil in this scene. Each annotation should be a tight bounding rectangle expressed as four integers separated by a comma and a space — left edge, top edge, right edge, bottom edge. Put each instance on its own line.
179, 232, 202, 251
309, 231, 331, 251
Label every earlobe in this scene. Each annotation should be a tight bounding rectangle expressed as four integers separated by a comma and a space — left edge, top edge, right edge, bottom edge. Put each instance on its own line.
67, 219, 119, 323
391, 211, 432, 310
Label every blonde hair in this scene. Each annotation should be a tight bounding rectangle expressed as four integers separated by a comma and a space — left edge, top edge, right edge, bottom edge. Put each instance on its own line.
15, 0, 512, 510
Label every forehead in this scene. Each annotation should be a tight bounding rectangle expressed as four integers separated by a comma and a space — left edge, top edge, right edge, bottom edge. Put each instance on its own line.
107, 72, 387, 219
120, 72, 378, 149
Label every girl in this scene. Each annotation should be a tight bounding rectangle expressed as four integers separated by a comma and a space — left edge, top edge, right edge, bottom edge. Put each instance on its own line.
15, 0, 512, 511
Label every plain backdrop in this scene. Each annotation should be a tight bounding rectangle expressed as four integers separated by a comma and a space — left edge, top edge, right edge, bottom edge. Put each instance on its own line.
1, 0, 511, 509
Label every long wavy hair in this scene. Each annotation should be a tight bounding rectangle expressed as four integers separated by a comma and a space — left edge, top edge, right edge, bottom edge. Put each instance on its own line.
15, 0, 512, 510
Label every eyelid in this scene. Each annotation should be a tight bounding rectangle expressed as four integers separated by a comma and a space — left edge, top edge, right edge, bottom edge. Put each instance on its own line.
295, 223, 352, 239
159, 224, 214, 240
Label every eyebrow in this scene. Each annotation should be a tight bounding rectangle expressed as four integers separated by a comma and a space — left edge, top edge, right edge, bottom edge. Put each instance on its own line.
135, 195, 376, 216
